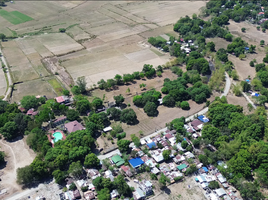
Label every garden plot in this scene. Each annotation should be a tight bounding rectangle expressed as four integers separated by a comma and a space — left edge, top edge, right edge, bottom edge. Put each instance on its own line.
35, 33, 84, 56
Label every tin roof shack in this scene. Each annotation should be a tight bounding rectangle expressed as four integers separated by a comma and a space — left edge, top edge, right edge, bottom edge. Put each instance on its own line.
184, 151, 195, 159
110, 189, 119, 199
191, 119, 203, 130
215, 188, 226, 197
87, 169, 101, 180
173, 154, 186, 163
133, 188, 145, 200
84, 191, 96, 200
138, 180, 153, 196
73, 190, 81, 199
104, 170, 115, 181
111, 155, 125, 167
120, 165, 133, 177
150, 149, 164, 163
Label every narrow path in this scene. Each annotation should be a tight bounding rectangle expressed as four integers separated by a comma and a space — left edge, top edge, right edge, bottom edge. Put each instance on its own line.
0, 46, 13, 101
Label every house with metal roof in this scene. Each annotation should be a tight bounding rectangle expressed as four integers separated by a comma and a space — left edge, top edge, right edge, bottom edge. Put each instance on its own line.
177, 163, 187, 171
111, 155, 125, 167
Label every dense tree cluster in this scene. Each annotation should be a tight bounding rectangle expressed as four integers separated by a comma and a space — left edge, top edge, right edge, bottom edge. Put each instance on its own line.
202, 96, 268, 199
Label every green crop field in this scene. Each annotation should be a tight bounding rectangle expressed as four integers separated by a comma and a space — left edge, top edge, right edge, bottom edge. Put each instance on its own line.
47, 78, 64, 96
0, 10, 33, 25
155, 36, 167, 42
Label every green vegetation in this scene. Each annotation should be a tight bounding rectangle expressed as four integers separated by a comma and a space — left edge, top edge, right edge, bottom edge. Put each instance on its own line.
0, 10, 33, 25
48, 79, 64, 96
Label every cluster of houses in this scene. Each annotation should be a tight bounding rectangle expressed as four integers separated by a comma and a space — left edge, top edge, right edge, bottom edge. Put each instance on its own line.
194, 162, 241, 200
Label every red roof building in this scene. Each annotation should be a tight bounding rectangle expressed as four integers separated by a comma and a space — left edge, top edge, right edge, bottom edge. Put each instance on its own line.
64, 120, 85, 133
120, 165, 133, 177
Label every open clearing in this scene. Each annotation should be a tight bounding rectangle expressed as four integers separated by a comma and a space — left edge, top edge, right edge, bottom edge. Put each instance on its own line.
0, 138, 36, 199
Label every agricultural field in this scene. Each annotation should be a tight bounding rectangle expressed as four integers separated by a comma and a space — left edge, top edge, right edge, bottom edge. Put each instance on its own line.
0, 69, 6, 98
0, 0, 206, 100
0, 10, 33, 25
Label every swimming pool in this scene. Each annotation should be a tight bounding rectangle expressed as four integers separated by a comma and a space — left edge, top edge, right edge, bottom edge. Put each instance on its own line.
53, 131, 63, 143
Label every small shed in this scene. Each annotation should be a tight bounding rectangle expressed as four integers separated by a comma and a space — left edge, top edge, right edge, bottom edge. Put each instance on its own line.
202, 167, 209, 173
215, 188, 226, 197
103, 126, 112, 132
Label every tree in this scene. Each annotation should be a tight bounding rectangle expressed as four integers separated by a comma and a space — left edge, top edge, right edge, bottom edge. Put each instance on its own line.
114, 74, 122, 85
239, 54, 246, 60
52, 170, 67, 184
159, 173, 170, 189
120, 108, 137, 124
131, 134, 141, 147
0, 122, 19, 140
225, 33, 233, 42
69, 182, 77, 191
198, 154, 209, 166
84, 153, 100, 168
67, 109, 80, 121
93, 177, 104, 191
257, 26, 260, 31
113, 94, 124, 106
63, 89, 70, 96
207, 41, 215, 52
92, 98, 103, 109
181, 140, 188, 149
20, 95, 39, 110
202, 125, 220, 145
241, 28, 246, 32
117, 140, 131, 152
162, 149, 171, 160
76, 76, 87, 94
231, 70, 239, 80
97, 188, 110, 200
254, 95, 267, 106
68, 161, 83, 179
72, 85, 81, 95
76, 99, 91, 114
241, 81, 251, 92
262, 28, 266, 33
180, 101, 190, 110
17, 166, 34, 186
0, 151, 5, 164
163, 95, 175, 107
107, 107, 121, 121
0, 33, 6, 41
260, 40, 265, 46
114, 175, 131, 196
249, 61, 254, 67
208, 181, 219, 189
144, 102, 158, 116
59, 28, 66, 32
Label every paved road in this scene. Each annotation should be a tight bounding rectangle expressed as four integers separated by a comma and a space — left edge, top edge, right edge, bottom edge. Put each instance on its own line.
0, 47, 13, 101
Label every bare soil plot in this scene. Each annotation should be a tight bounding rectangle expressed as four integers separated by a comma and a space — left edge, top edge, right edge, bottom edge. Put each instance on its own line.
2, 40, 39, 83
228, 55, 257, 81
227, 92, 251, 115
0, 138, 36, 199
61, 45, 170, 87
118, 1, 206, 27
66, 25, 91, 42
228, 20, 268, 44
139, 24, 174, 39
206, 37, 231, 51
12, 78, 57, 103
152, 177, 206, 200
35, 33, 84, 56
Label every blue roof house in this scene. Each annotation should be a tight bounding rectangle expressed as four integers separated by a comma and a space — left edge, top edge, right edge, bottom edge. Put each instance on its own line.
129, 158, 144, 169
202, 167, 209, 173
147, 142, 156, 149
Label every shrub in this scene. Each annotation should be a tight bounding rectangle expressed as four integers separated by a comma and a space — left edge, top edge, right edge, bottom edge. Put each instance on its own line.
180, 101, 190, 110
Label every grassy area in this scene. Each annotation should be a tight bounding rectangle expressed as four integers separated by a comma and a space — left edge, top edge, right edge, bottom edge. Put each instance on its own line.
150, 48, 164, 56
47, 78, 64, 96
155, 36, 167, 42
0, 10, 33, 25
